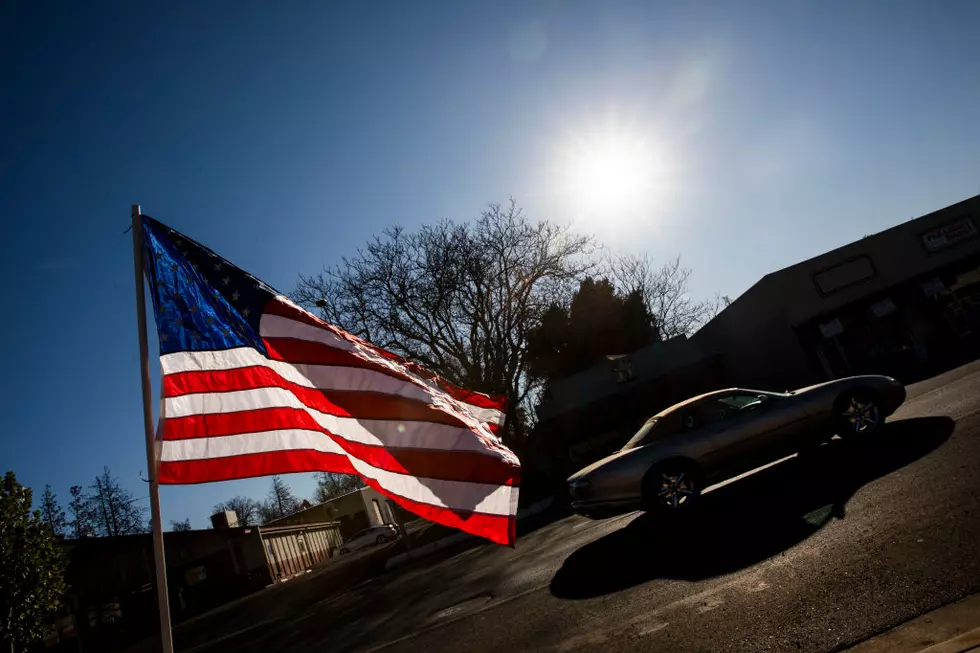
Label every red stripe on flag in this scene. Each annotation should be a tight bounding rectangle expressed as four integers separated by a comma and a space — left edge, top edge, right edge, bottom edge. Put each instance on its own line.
441, 386, 507, 411
359, 476, 516, 547
263, 337, 391, 372
262, 297, 331, 325
159, 452, 515, 546
164, 407, 312, 439
164, 366, 467, 427
265, 338, 505, 420
262, 299, 507, 415
162, 408, 519, 486
159, 450, 356, 483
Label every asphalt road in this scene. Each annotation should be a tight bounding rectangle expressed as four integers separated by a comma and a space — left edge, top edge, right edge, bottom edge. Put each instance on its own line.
198, 362, 980, 653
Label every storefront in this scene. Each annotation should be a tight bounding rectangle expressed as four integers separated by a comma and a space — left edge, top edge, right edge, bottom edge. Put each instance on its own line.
798, 254, 980, 382
697, 195, 980, 389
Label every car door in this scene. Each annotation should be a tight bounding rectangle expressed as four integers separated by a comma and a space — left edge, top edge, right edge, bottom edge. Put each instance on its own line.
747, 391, 824, 458
348, 530, 368, 551
679, 392, 785, 480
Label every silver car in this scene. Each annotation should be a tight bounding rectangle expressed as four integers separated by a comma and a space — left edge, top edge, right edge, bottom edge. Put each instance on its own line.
567, 375, 906, 518
339, 524, 399, 554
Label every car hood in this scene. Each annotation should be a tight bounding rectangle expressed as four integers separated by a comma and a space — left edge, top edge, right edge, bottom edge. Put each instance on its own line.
792, 374, 892, 395
567, 447, 635, 483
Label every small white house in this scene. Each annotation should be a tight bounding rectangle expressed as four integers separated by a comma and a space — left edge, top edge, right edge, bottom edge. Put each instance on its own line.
265, 486, 411, 537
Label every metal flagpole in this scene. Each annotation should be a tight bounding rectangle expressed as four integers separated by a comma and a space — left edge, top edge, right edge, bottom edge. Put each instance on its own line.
131, 204, 175, 653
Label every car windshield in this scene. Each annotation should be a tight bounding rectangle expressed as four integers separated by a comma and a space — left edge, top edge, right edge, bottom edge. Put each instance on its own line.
621, 418, 658, 450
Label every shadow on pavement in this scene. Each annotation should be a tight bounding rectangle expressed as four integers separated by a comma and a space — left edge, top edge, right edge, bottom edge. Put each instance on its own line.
550, 416, 954, 600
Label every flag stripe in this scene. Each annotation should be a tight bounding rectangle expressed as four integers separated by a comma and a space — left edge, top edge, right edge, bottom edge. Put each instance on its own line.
164, 367, 465, 426
358, 476, 515, 547
259, 313, 357, 353
165, 384, 497, 455
259, 310, 508, 423
162, 345, 505, 426
159, 450, 357, 483
160, 431, 516, 516
162, 409, 515, 484
157, 453, 515, 545
159, 424, 517, 486
163, 346, 424, 397
163, 400, 495, 454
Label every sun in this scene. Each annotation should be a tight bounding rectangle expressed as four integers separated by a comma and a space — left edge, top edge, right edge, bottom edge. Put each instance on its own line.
559, 126, 672, 216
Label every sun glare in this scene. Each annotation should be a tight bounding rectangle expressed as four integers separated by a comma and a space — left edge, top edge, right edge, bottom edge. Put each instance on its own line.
560, 126, 672, 217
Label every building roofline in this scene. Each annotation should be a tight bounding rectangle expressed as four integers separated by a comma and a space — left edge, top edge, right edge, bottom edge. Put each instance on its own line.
263, 484, 367, 527
696, 193, 980, 334
760, 193, 980, 282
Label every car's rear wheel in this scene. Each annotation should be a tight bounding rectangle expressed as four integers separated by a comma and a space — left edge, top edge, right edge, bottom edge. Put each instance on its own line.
643, 461, 702, 514
340, 547, 349, 555
836, 390, 882, 438
376, 535, 388, 544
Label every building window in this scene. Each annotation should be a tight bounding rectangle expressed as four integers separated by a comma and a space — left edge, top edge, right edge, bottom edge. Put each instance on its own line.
813, 256, 876, 295
611, 357, 634, 383
371, 499, 384, 525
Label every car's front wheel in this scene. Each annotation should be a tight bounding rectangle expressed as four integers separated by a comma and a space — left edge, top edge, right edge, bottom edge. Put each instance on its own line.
836, 390, 882, 438
643, 461, 702, 514
340, 547, 350, 555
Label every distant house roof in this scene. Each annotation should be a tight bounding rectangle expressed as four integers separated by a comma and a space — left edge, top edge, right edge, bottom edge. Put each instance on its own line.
263, 485, 367, 527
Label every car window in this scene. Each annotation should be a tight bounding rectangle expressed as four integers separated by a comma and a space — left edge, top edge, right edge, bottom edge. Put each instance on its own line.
622, 418, 658, 450
681, 393, 767, 432
717, 394, 763, 409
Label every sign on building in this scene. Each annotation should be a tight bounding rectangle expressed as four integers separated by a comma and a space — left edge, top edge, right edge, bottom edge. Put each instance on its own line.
819, 318, 844, 339
870, 297, 897, 317
921, 217, 977, 252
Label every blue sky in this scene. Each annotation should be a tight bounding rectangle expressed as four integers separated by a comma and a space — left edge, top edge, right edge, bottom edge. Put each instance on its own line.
2, 1, 979, 528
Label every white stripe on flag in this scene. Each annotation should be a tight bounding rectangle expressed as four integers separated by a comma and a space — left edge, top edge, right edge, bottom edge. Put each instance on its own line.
161, 345, 506, 425
259, 313, 356, 352
160, 431, 516, 516
163, 387, 494, 453
161, 347, 433, 402
259, 314, 507, 425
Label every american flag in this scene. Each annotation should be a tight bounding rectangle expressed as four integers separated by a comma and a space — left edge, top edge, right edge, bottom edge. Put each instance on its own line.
140, 215, 520, 545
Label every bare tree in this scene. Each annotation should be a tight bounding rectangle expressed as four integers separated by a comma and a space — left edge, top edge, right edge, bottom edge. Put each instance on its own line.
88, 467, 147, 537
67, 485, 95, 539
313, 472, 363, 503
294, 199, 596, 451
38, 485, 66, 537
212, 496, 260, 528
608, 254, 719, 339
169, 518, 192, 532
260, 476, 300, 523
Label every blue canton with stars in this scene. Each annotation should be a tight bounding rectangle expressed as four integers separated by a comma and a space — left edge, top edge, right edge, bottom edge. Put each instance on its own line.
141, 215, 280, 356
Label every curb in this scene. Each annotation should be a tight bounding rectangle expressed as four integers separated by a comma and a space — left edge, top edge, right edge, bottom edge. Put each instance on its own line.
384, 496, 556, 571
918, 626, 980, 653
844, 593, 980, 653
